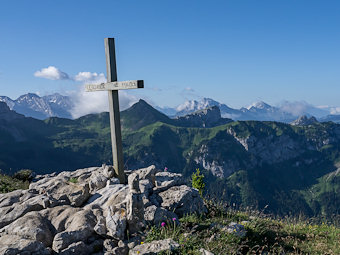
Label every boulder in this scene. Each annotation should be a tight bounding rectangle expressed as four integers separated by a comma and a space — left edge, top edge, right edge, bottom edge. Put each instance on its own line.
144, 205, 179, 226
0, 194, 50, 228
106, 206, 127, 240
0, 234, 51, 255
127, 192, 145, 234
154, 172, 185, 192
200, 248, 215, 255
129, 238, 179, 255
0, 211, 54, 247
222, 222, 247, 238
158, 185, 207, 217
85, 184, 127, 211
52, 209, 97, 252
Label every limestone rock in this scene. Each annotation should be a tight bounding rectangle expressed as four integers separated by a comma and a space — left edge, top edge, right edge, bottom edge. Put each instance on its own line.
0, 211, 54, 247
222, 222, 247, 238
52, 209, 97, 252
0, 194, 50, 228
144, 205, 178, 226
154, 172, 185, 192
128, 173, 140, 193
158, 185, 207, 217
106, 206, 127, 240
0, 234, 50, 255
85, 184, 127, 211
133, 165, 158, 184
129, 238, 179, 255
127, 192, 145, 234
200, 248, 215, 255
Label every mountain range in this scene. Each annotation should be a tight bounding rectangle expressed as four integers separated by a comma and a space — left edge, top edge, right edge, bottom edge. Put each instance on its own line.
1, 99, 340, 218
1, 93, 339, 123
0, 93, 74, 120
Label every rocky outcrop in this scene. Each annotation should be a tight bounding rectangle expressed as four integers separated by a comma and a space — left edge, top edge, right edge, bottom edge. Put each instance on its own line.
0, 165, 206, 254
174, 106, 232, 128
291, 115, 319, 126
130, 238, 180, 255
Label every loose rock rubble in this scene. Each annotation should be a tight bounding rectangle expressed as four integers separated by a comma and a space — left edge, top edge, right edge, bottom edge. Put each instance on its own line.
0, 165, 207, 254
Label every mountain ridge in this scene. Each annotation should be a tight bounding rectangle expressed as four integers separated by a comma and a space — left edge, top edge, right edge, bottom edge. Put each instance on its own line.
3, 93, 340, 123
0, 99, 340, 217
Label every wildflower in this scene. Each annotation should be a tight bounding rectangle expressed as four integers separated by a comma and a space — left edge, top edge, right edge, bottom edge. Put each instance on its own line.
140, 242, 144, 244
137, 252, 140, 254
164, 167, 168, 172
172, 217, 177, 221
161, 222, 166, 227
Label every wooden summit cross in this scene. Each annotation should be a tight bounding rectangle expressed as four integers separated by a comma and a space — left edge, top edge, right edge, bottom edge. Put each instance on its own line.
85, 38, 144, 184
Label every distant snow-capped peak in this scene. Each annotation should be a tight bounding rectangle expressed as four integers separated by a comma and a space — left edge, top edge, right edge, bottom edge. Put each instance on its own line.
176, 98, 219, 113
247, 101, 272, 110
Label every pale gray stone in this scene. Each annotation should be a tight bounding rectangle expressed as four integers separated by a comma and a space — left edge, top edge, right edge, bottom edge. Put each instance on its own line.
103, 165, 115, 179
126, 192, 144, 234
89, 172, 108, 193
154, 172, 185, 192
128, 173, 140, 193
200, 248, 215, 255
222, 222, 247, 238
103, 239, 118, 251
134, 165, 158, 184
129, 238, 179, 255
144, 205, 178, 226
0, 189, 24, 207
139, 179, 153, 196
158, 185, 207, 217
0, 234, 50, 255
52, 209, 97, 252
85, 184, 127, 211
0, 211, 53, 247
0, 194, 50, 228
106, 206, 127, 239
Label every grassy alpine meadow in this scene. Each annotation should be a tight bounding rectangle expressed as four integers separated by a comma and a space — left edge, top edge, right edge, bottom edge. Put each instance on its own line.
144, 201, 340, 254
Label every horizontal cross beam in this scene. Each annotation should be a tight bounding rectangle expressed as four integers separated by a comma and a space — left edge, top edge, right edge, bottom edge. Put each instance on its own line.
85, 80, 144, 92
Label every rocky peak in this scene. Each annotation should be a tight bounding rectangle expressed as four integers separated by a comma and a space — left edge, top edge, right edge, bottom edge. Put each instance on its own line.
174, 106, 232, 128
291, 115, 319, 126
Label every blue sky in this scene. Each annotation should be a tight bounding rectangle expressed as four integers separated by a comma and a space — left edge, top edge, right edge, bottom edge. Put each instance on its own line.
1, 0, 340, 110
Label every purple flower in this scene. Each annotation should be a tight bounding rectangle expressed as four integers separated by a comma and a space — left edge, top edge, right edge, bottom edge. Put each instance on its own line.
164, 167, 168, 172
172, 217, 177, 221
161, 222, 166, 227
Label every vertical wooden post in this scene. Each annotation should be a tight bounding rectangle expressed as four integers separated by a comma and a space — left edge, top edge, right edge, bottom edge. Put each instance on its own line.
104, 38, 125, 184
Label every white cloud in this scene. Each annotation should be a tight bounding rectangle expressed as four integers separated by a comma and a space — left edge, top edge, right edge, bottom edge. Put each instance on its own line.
330, 107, 340, 115
34, 66, 69, 80
69, 85, 139, 118
278, 101, 330, 118
74, 72, 106, 84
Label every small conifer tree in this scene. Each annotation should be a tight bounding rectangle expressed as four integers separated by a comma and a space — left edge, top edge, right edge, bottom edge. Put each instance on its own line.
191, 168, 205, 197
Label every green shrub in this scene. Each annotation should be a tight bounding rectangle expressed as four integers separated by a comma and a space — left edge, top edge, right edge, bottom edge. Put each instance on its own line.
13, 169, 34, 182
191, 168, 205, 197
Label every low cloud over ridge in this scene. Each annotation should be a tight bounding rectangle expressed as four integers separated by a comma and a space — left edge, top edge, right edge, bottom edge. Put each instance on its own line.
34, 66, 69, 80
34, 66, 140, 118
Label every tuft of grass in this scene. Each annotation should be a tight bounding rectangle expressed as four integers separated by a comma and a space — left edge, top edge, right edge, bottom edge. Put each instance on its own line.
143, 200, 340, 254
68, 177, 78, 184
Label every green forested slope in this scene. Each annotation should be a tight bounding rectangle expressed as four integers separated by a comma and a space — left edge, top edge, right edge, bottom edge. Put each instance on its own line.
1, 100, 340, 217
